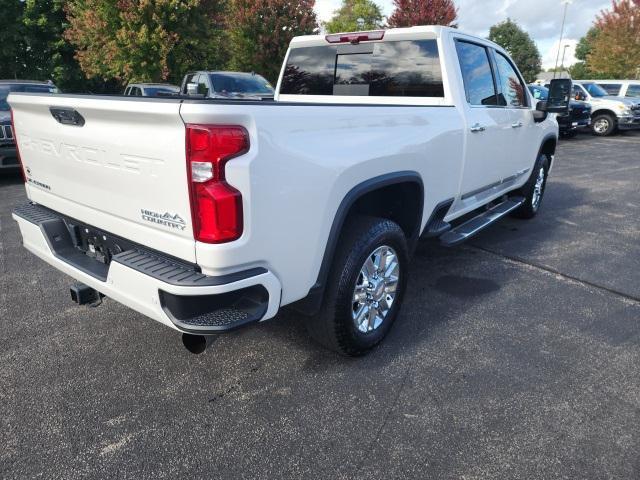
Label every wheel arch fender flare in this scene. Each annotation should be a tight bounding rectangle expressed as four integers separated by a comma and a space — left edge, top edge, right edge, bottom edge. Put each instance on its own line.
288, 171, 424, 316
538, 133, 558, 169
591, 108, 617, 120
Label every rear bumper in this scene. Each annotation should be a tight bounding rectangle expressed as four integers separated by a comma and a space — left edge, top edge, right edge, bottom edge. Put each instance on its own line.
12, 203, 281, 334
0, 144, 19, 170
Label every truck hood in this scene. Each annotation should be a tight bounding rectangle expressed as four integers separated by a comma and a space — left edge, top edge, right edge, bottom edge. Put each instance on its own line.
592, 96, 638, 107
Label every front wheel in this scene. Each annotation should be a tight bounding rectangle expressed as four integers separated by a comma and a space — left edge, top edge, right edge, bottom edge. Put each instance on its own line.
591, 113, 616, 136
511, 154, 550, 219
306, 216, 408, 356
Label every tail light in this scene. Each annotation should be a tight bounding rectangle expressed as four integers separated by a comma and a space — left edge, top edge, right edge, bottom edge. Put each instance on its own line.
186, 125, 249, 243
10, 109, 26, 183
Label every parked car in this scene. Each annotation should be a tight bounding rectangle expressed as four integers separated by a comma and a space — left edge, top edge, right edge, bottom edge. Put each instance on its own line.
181, 71, 274, 99
589, 80, 640, 99
1, 80, 59, 171
571, 81, 640, 136
124, 83, 180, 97
9, 27, 569, 356
528, 84, 590, 137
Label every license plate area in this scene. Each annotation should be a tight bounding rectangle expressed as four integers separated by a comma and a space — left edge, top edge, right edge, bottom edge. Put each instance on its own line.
66, 221, 135, 266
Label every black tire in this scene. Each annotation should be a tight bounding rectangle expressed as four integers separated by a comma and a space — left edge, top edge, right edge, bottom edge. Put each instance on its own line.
511, 154, 550, 219
591, 113, 616, 136
306, 216, 408, 356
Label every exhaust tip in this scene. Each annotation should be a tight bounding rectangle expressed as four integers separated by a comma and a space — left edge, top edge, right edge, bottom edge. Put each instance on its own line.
182, 333, 210, 354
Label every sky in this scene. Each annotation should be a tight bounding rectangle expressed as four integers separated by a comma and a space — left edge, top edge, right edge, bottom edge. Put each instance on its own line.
314, 0, 612, 69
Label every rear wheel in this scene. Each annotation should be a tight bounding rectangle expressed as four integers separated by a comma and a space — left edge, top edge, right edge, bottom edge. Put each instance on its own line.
591, 113, 616, 136
306, 216, 408, 356
511, 154, 550, 219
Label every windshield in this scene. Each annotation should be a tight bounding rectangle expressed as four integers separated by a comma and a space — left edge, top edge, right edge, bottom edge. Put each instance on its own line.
582, 82, 608, 97
0, 83, 59, 110
143, 86, 179, 96
528, 85, 549, 101
209, 73, 274, 96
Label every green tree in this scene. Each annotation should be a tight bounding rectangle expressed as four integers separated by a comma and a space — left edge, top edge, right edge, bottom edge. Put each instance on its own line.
588, 0, 640, 78
488, 18, 542, 83
65, 0, 227, 86
21, 0, 89, 91
324, 0, 384, 33
0, 0, 26, 79
226, 0, 318, 84
569, 26, 600, 79
575, 27, 599, 61
568, 61, 591, 79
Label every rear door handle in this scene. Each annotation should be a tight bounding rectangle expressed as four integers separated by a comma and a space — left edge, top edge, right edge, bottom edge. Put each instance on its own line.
470, 123, 485, 133
511, 121, 523, 128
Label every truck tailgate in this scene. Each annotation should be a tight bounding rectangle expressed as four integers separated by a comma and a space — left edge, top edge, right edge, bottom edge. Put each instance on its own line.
9, 94, 195, 262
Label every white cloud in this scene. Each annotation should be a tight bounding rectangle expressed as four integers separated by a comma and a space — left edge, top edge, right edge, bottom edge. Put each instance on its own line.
540, 38, 579, 70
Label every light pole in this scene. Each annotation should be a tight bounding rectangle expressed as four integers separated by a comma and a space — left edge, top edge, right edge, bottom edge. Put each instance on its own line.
559, 44, 570, 76
553, 0, 572, 79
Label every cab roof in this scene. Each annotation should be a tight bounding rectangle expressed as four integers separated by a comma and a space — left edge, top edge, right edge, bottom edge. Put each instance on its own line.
288, 25, 491, 48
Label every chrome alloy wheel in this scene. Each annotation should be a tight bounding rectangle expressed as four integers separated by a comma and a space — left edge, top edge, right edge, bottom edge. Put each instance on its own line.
593, 117, 610, 134
531, 166, 545, 210
352, 245, 400, 334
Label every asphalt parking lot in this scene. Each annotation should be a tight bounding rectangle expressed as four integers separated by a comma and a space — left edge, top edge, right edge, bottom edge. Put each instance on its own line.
1, 132, 639, 479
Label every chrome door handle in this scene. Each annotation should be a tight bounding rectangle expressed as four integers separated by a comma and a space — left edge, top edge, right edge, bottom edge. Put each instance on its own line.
470, 123, 485, 133
511, 121, 523, 128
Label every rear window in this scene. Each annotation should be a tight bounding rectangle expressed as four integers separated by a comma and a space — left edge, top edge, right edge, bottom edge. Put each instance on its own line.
280, 40, 444, 97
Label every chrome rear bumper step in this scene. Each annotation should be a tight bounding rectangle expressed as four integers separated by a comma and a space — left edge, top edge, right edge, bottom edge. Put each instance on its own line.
440, 196, 525, 247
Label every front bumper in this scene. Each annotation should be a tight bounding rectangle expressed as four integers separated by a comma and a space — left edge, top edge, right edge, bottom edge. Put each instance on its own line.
617, 115, 640, 130
12, 202, 282, 334
558, 112, 591, 132
0, 143, 19, 169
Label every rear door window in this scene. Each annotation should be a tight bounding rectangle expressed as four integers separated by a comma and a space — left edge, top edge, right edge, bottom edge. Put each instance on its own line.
455, 40, 499, 106
599, 83, 622, 95
281, 40, 444, 97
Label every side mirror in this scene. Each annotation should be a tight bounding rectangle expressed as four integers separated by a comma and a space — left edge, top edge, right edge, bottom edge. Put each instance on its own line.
546, 78, 572, 114
533, 101, 548, 122
186, 83, 198, 96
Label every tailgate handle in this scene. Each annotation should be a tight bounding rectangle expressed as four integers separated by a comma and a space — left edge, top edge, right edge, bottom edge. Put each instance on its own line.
50, 107, 85, 127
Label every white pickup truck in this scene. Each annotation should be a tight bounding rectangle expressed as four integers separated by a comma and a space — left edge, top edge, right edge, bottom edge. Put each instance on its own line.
9, 27, 570, 356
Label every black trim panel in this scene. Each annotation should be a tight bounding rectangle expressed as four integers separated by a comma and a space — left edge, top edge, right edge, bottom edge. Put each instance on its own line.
112, 249, 266, 287
421, 198, 454, 238
159, 285, 268, 334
